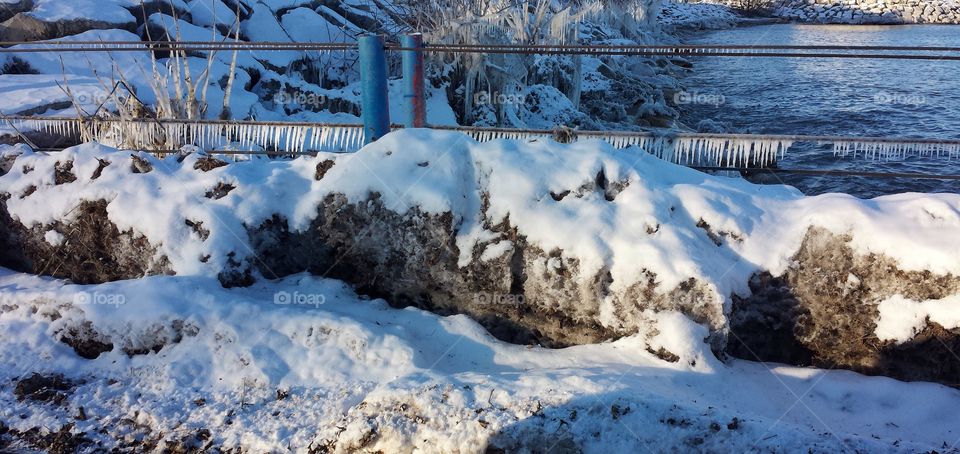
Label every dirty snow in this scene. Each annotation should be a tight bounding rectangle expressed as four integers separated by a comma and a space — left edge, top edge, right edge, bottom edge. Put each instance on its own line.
0, 269, 959, 452
3, 130, 960, 305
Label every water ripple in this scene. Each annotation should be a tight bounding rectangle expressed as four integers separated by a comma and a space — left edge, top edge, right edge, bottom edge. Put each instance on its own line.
678, 24, 960, 197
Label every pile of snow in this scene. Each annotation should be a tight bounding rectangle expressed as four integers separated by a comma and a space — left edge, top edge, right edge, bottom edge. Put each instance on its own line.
1, 269, 959, 451
2, 131, 960, 345
6, 131, 960, 288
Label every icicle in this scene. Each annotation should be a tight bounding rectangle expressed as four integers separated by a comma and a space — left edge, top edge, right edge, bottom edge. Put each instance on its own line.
326, 127, 336, 151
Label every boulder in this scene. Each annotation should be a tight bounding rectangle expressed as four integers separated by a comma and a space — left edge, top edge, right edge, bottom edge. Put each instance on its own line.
729, 228, 960, 386
0, 12, 136, 41
0, 0, 32, 23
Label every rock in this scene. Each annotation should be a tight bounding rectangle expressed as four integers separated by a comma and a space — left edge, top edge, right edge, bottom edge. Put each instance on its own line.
126, 0, 191, 23
877, 10, 902, 22
0, 12, 136, 41
0, 200, 171, 284
0, 0, 32, 23
246, 194, 725, 349
728, 228, 960, 387
14, 373, 74, 404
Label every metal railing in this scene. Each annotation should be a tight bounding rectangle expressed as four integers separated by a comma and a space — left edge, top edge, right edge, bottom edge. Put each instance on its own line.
2, 37, 959, 181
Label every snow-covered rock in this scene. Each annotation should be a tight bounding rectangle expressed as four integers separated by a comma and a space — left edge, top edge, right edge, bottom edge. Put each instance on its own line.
659, 1, 741, 29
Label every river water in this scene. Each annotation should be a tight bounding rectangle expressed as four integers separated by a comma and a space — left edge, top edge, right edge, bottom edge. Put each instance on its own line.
677, 24, 960, 197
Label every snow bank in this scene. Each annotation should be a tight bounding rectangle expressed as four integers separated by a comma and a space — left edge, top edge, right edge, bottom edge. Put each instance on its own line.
2, 131, 959, 363
3, 129, 960, 289
1, 269, 959, 452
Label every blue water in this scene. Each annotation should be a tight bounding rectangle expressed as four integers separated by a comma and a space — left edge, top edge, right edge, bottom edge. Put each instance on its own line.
677, 24, 960, 197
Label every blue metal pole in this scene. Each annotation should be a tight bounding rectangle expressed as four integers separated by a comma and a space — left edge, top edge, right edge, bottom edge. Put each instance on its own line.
401, 33, 426, 128
358, 35, 390, 144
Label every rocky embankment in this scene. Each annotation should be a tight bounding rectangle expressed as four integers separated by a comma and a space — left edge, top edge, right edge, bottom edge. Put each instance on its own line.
775, 0, 960, 24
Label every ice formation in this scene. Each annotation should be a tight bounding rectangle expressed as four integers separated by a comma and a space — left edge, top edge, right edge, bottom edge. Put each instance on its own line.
14, 118, 365, 154
830, 139, 960, 161
12, 117, 960, 167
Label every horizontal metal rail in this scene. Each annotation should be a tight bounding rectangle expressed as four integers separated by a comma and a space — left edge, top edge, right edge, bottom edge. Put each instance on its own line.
5, 40, 960, 51
5, 116, 361, 128
33, 148, 305, 158
0, 42, 358, 53
1, 40, 960, 60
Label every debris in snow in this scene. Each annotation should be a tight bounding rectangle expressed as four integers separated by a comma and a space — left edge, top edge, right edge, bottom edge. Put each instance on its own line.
13, 373, 74, 404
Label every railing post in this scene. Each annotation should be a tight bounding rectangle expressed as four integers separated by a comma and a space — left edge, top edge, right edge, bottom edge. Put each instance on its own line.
358, 34, 390, 145
401, 33, 426, 128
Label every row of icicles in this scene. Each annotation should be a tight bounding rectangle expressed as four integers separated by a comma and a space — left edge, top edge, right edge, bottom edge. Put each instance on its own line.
17, 118, 365, 154
11, 117, 960, 166
830, 140, 960, 160
578, 133, 794, 167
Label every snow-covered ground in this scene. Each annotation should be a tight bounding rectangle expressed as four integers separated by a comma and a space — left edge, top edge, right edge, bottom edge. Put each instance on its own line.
2, 0, 960, 451
1, 269, 960, 452
1, 131, 960, 451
